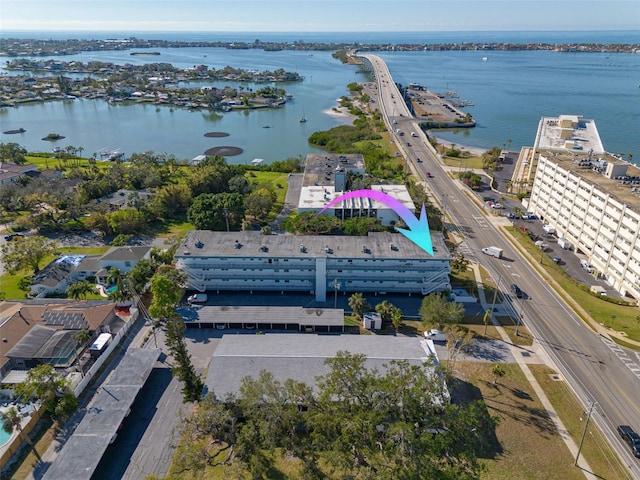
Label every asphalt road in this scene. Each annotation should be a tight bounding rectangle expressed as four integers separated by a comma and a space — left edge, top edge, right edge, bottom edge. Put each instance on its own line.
362, 53, 640, 478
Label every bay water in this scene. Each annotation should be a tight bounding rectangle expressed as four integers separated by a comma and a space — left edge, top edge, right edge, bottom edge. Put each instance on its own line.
1, 30, 638, 164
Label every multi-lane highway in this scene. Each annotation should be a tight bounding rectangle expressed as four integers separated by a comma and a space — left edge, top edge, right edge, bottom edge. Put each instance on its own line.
360, 53, 640, 478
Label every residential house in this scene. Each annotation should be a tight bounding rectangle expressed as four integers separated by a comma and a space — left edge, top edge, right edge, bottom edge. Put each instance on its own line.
0, 300, 123, 381
29, 246, 152, 297
0, 162, 39, 186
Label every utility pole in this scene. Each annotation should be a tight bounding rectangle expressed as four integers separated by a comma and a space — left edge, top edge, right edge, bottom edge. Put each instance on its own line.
489, 274, 503, 318
575, 401, 596, 466
333, 279, 340, 309
515, 313, 523, 336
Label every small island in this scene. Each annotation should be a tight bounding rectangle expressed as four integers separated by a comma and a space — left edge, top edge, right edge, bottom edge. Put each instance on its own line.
1, 60, 302, 113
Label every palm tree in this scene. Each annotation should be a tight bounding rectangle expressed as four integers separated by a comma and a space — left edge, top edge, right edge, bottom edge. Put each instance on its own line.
348, 293, 370, 319
67, 280, 96, 300
491, 364, 506, 385
106, 268, 131, 301
74, 329, 91, 355
375, 300, 394, 324
390, 307, 403, 335
2, 407, 39, 459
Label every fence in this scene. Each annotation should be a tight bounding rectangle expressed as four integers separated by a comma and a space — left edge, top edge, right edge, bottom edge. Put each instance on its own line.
72, 308, 140, 397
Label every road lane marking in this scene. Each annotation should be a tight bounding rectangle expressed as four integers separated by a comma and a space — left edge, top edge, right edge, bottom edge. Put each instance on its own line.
601, 337, 640, 381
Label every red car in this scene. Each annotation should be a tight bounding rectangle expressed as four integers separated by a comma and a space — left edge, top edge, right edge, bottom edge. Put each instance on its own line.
426, 172, 433, 178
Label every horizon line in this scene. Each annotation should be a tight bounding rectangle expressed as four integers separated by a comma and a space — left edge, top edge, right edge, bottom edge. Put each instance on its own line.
1, 28, 637, 34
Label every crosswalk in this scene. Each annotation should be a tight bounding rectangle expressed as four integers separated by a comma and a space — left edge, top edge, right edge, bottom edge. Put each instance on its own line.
457, 241, 474, 259
601, 336, 640, 380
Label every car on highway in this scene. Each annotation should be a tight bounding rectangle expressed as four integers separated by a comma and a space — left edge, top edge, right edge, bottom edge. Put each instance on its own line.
416, 158, 423, 163
618, 425, 640, 458
511, 284, 523, 298
426, 172, 433, 178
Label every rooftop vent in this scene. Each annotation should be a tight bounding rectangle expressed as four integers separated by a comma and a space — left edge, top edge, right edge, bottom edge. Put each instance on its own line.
195, 239, 204, 248
260, 244, 268, 252
362, 245, 370, 254
299, 244, 307, 253
234, 240, 242, 249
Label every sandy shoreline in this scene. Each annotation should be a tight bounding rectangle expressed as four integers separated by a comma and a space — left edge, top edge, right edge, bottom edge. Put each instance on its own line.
432, 137, 488, 156
322, 105, 357, 122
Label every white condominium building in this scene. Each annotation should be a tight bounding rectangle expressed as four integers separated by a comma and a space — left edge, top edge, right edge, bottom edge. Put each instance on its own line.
528, 152, 640, 300
175, 231, 451, 302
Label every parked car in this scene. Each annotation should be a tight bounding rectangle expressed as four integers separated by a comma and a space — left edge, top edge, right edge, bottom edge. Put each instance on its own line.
424, 329, 447, 342
3, 233, 23, 241
416, 157, 423, 163
187, 293, 208, 304
552, 257, 562, 264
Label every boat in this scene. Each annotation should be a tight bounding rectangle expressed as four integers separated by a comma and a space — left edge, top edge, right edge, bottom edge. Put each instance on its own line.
263, 125, 271, 128
482, 56, 488, 61
299, 107, 307, 123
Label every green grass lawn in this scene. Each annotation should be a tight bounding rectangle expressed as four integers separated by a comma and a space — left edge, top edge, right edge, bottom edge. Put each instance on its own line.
442, 155, 484, 169
454, 362, 585, 480
0, 246, 109, 300
530, 364, 629, 480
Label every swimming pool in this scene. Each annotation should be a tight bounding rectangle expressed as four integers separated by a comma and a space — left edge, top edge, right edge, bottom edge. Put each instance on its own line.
0, 426, 11, 447
106, 285, 118, 294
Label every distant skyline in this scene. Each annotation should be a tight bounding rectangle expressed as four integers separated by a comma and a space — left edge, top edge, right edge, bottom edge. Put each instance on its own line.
2, 0, 639, 33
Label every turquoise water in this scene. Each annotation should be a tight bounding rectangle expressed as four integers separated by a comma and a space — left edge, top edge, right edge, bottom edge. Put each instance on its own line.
0, 427, 11, 446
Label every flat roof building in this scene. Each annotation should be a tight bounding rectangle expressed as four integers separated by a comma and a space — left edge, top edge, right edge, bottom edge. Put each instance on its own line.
175, 231, 451, 302
178, 305, 345, 333
527, 149, 640, 300
510, 115, 606, 195
298, 184, 415, 226
205, 334, 442, 399
302, 153, 365, 191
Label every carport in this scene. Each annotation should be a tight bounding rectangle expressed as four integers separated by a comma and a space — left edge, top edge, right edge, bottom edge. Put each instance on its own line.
177, 305, 345, 333
42, 348, 161, 480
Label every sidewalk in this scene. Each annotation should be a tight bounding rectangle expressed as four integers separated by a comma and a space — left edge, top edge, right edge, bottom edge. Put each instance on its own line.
471, 263, 597, 479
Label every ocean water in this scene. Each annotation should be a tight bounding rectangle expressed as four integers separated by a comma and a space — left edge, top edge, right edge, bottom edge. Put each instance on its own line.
1, 30, 638, 163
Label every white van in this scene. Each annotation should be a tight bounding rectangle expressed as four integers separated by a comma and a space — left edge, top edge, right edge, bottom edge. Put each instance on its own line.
580, 260, 593, 273
187, 293, 208, 304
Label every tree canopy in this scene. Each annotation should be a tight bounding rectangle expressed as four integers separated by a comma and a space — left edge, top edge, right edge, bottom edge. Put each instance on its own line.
420, 293, 465, 328
0, 235, 59, 274
172, 352, 496, 479
187, 192, 244, 231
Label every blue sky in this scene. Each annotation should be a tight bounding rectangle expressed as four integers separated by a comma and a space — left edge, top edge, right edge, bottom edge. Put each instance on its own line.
1, 0, 638, 32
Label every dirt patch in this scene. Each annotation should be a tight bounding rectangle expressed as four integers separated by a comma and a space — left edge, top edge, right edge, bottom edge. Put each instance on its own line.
204, 146, 243, 156
204, 132, 230, 138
